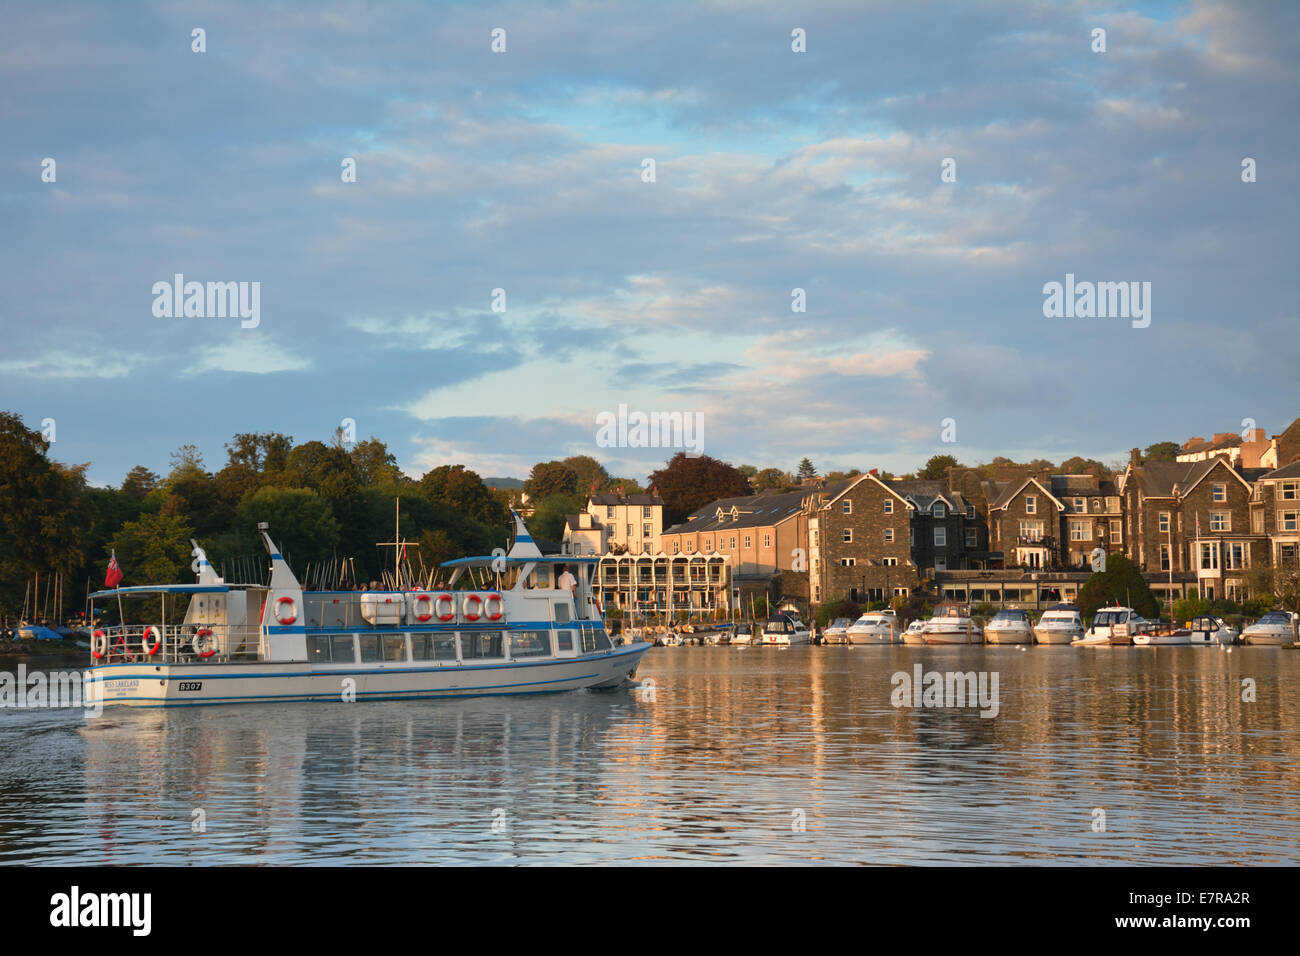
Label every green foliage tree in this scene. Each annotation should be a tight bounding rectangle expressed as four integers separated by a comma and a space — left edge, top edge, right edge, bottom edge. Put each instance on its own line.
109, 511, 195, 587
561, 455, 609, 495
419, 464, 507, 527
237, 487, 340, 569
350, 437, 405, 489
604, 476, 645, 494
648, 453, 753, 526
918, 454, 959, 480
120, 466, 159, 499
1077, 553, 1159, 620
797, 457, 817, 480
527, 492, 587, 542
524, 460, 579, 499
1143, 441, 1180, 462
752, 467, 791, 492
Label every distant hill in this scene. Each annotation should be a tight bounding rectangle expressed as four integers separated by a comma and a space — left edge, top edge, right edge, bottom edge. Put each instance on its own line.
483, 476, 525, 490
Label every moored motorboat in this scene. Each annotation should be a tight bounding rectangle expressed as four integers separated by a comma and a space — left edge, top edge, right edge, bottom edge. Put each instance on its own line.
1033, 604, 1084, 644
901, 619, 927, 644
1240, 610, 1298, 646
921, 604, 982, 645
86, 514, 650, 708
1084, 605, 1145, 646
846, 609, 900, 644
822, 617, 852, 645
730, 623, 754, 646
984, 608, 1033, 645
1187, 615, 1236, 647
1132, 620, 1192, 646
762, 613, 811, 646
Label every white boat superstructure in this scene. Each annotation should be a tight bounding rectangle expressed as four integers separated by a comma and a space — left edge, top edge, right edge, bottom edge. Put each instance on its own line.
822, 617, 852, 645
1082, 606, 1145, 646
1241, 610, 1298, 646
1033, 604, 1084, 645
730, 623, 754, 646
984, 608, 1033, 645
1187, 615, 1236, 647
85, 514, 650, 708
922, 604, 982, 645
762, 613, 811, 646
846, 609, 900, 644
901, 619, 927, 644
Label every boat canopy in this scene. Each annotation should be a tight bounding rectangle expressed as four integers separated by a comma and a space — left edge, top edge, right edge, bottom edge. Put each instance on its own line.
439, 555, 600, 569
89, 584, 232, 600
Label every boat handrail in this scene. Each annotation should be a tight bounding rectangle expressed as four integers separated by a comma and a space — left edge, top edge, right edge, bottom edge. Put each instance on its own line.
91, 623, 263, 665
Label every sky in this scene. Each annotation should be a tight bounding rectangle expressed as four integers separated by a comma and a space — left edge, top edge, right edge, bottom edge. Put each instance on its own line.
1, 0, 1296, 488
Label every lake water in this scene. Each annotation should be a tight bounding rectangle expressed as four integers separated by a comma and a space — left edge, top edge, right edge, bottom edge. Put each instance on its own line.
1, 646, 1298, 865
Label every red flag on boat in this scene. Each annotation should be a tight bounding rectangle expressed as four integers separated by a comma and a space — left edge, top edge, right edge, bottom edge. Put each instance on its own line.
104, 551, 123, 588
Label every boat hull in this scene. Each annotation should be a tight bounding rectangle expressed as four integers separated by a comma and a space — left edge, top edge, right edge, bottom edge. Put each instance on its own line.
1242, 632, 1295, 647
847, 629, 896, 644
86, 643, 651, 708
1033, 628, 1080, 645
985, 627, 1032, 645
922, 630, 982, 645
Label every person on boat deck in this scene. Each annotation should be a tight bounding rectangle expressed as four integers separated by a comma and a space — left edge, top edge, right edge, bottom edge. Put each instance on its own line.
557, 564, 577, 597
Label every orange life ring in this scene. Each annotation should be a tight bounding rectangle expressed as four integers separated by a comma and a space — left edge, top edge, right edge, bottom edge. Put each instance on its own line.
141, 625, 162, 656
435, 593, 455, 622
91, 629, 107, 660
483, 592, 504, 621
463, 593, 483, 622
412, 592, 434, 622
193, 628, 217, 658
274, 596, 297, 625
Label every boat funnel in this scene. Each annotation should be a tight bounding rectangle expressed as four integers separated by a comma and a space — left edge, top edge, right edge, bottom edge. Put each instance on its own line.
190, 540, 225, 585
507, 510, 543, 560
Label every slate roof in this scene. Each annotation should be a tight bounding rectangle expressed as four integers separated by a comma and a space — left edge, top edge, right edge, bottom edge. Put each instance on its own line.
888, 479, 969, 513
589, 493, 662, 506
1258, 460, 1300, 481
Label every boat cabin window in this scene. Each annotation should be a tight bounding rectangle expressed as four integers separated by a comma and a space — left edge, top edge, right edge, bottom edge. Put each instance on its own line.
554, 602, 571, 623
580, 627, 611, 653
508, 631, 552, 658
556, 630, 575, 652
461, 631, 504, 660
382, 636, 407, 662
307, 635, 331, 662
359, 635, 383, 662
412, 633, 458, 661
331, 635, 357, 663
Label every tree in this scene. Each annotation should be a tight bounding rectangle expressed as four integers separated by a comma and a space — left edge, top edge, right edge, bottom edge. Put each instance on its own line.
1077, 553, 1159, 620
752, 467, 791, 492
797, 458, 817, 480
237, 488, 340, 569
604, 476, 645, 494
419, 464, 507, 527
561, 455, 609, 495
736, 464, 758, 478
120, 466, 159, 499
648, 453, 752, 526
1059, 456, 1109, 477
918, 454, 959, 480
524, 461, 579, 499
351, 437, 405, 489
109, 511, 195, 587
1143, 442, 1180, 462
168, 444, 205, 477
527, 493, 587, 542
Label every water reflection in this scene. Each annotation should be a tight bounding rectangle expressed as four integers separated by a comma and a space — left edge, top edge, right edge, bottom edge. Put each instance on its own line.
0, 647, 1296, 864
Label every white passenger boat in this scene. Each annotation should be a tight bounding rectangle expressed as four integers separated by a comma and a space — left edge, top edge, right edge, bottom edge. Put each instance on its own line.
922, 604, 982, 644
1132, 620, 1192, 646
1240, 610, 1298, 646
846, 609, 900, 644
1034, 604, 1085, 644
901, 619, 927, 644
761, 613, 811, 646
1081, 605, 1145, 646
822, 617, 852, 645
1187, 615, 1236, 647
984, 608, 1033, 645
85, 515, 649, 708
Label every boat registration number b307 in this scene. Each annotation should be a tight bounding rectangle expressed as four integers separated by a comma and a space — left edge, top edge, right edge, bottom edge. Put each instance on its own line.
177, 682, 203, 692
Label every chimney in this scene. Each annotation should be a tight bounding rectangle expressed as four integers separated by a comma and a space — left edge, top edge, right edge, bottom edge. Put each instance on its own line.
1130, 448, 1141, 465
1183, 436, 1204, 450
1212, 432, 1234, 445
868, 468, 878, 476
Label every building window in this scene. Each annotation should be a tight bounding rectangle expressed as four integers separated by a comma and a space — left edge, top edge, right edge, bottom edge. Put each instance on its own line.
606, 506, 614, 518
1070, 520, 1091, 541
643, 523, 651, 537
1158, 512, 1170, 533
1278, 481, 1299, 501
1109, 519, 1122, 543
1019, 521, 1043, 541
672, 541, 679, 554
1200, 542, 1219, 571
934, 527, 946, 547
842, 528, 853, 543
1160, 544, 1171, 571
626, 524, 632, 538
763, 533, 772, 548
932, 502, 946, 518
966, 505, 974, 518
685, 540, 694, 553
839, 557, 856, 567
935, 557, 947, 571
731, 536, 737, 549
884, 528, 894, 543
1279, 511, 1299, 532
1073, 497, 1085, 513
1252, 511, 1264, 533
884, 500, 893, 514
965, 528, 977, 548
744, 535, 752, 548
1209, 512, 1229, 532
643, 506, 652, 518
811, 530, 818, 546
1212, 483, 1226, 502
1025, 495, 1036, 514
882, 557, 899, 566
842, 500, 852, 514
704, 538, 712, 551
1226, 543, 1247, 569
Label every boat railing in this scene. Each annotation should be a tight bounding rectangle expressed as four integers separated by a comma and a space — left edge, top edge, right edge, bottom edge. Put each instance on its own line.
91, 623, 263, 665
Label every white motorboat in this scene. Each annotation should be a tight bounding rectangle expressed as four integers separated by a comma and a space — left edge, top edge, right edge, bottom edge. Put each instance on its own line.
1187, 615, 1236, 647
922, 604, 982, 645
762, 613, 811, 646
984, 608, 1033, 645
1132, 620, 1192, 646
901, 619, 927, 644
86, 514, 649, 708
1241, 610, 1298, 646
822, 617, 852, 645
1033, 603, 1084, 645
1082, 605, 1145, 646
846, 609, 900, 644
730, 623, 754, 646
658, 630, 680, 647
